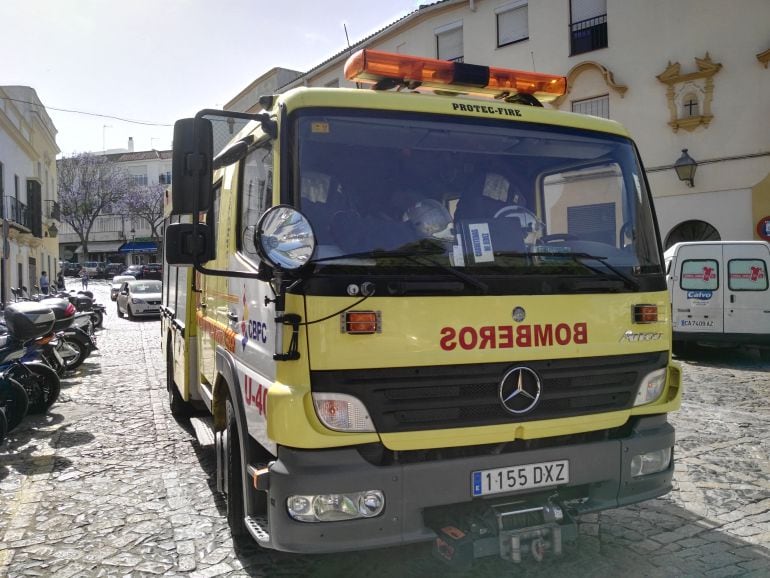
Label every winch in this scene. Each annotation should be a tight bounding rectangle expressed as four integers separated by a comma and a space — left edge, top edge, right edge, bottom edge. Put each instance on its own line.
431, 498, 577, 568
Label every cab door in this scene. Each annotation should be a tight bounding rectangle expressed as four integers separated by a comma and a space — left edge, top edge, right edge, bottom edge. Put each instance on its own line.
672, 244, 722, 335
723, 244, 770, 336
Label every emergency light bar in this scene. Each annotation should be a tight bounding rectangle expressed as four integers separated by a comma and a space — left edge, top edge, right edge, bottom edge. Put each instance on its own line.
344, 49, 566, 103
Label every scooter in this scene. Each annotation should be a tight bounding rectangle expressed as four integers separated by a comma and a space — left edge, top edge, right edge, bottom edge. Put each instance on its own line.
1, 302, 61, 416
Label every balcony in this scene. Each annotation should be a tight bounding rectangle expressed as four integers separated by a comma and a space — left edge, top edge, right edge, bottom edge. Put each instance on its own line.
5, 197, 30, 229
45, 200, 61, 221
570, 14, 608, 56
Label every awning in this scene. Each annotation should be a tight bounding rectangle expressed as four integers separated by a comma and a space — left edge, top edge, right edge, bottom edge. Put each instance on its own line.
74, 241, 124, 254
119, 241, 158, 254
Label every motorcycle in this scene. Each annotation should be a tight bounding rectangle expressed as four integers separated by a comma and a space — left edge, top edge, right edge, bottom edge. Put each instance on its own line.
0, 374, 28, 433
39, 298, 97, 372
1, 302, 62, 415
54, 290, 106, 329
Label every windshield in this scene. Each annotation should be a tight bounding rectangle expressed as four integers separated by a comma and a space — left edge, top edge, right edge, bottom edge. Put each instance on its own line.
130, 281, 162, 294
292, 110, 663, 294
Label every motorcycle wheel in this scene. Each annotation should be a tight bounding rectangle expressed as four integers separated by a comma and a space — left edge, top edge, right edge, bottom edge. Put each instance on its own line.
8, 363, 61, 414
91, 310, 104, 328
0, 377, 30, 430
59, 337, 88, 371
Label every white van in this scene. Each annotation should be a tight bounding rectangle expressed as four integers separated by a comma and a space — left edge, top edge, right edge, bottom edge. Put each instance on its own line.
664, 240, 770, 359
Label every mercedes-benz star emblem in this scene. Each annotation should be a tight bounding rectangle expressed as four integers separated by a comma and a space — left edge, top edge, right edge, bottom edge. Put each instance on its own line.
499, 367, 542, 415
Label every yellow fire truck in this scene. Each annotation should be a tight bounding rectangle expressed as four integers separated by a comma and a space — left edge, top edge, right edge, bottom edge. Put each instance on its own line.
161, 49, 681, 565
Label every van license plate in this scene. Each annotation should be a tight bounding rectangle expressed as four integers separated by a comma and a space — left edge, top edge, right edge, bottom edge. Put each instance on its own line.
471, 460, 569, 497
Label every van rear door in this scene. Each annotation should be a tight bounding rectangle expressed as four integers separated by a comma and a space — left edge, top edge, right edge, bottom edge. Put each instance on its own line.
723, 244, 770, 336
672, 244, 723, 335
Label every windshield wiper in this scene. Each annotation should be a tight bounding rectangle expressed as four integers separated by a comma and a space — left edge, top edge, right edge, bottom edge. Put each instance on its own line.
526, 251, 639, 290
310, 239, 488, 294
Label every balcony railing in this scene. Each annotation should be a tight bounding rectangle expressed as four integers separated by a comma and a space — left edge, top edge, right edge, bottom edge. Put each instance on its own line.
5, 197, 30, 229
45, 200, 61, 221
570, 14, 608, 55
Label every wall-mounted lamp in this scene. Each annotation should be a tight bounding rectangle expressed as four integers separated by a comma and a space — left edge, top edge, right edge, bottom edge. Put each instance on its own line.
674, 148, 697, 187
47, 222, 58, 238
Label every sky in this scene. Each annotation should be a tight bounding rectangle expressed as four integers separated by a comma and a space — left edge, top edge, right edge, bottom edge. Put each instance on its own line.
1, 0, 421, 156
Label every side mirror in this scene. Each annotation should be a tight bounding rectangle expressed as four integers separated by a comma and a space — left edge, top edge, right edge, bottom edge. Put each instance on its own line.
171, 118, 213, 214
255, 206, 316, 271
165, 223, 215, 265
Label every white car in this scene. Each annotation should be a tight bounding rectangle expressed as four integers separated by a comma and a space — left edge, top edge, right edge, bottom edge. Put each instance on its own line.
110, 275, 136, 301
116, 280, 162, 319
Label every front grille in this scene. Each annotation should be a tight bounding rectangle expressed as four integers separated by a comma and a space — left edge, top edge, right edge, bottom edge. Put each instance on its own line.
311, 352, 667, 433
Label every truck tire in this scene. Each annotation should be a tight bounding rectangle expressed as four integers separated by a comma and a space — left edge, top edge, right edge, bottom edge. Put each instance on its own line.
225, 397, 247, 537
167, 348, 192, 418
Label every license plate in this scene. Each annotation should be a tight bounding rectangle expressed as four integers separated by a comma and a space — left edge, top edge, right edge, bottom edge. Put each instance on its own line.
471, 460, 569, 497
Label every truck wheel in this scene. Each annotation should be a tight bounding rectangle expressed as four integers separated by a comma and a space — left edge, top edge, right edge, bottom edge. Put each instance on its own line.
225, 397, 247, 537
167, 348, 192, 418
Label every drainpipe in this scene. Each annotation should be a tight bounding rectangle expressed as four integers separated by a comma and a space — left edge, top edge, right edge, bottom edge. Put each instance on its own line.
469, 0, 476, 11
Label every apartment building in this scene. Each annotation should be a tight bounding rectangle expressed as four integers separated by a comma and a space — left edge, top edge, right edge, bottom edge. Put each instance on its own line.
227, 0, 770, 247
58, 142, 171, 267
0, 86, 60, 301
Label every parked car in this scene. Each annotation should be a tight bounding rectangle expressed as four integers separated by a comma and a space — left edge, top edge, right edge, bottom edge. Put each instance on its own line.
110, 275, 136, 301
82, 261, 100, 278
123, 263, 162, 280
116, 280, 163, 319
123, 265, 144, 279
105, 263, 125, 277
141, 263, 163, 280
61, 262, 81, 277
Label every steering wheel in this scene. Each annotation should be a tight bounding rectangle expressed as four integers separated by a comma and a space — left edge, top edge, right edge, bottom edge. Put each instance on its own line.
493, 205, 540, 225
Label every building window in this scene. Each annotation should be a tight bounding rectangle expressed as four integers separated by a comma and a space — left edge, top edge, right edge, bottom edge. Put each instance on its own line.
572, 94, 609, 118
681, 92, 700, 117
570, 0, 607, 55
496, 1, 529, 47
324, 78, 340, 88
131, 174, 148, 186
159, 171, 172, 185
435, 21, 463, 62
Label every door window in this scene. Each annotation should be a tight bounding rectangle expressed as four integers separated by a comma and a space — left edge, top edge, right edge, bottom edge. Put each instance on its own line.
727, 259, 768, 291
680, 259, 718, 291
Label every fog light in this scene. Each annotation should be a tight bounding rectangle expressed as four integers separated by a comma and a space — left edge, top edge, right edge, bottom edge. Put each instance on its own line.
287, 490, 385, 522
634, 368, 666, 406
630, 448, 671, 477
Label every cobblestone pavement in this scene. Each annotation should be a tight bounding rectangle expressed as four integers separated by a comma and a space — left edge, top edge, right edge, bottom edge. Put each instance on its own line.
0, 281, 769, 577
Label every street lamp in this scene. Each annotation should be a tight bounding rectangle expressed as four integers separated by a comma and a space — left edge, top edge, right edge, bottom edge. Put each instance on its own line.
130, 227, 136, 265
674, 148, 697, 187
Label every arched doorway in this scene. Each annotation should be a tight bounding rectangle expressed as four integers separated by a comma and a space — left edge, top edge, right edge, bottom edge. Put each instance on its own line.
664, 220, 720, 249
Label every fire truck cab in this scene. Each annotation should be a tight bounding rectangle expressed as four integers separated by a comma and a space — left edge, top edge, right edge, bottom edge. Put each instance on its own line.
161, 49, 681, 565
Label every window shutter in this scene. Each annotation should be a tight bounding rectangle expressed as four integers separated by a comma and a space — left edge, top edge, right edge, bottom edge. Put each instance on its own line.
497, 3, 529, 46
437, 25, 463, 61
571, 0, 606, 22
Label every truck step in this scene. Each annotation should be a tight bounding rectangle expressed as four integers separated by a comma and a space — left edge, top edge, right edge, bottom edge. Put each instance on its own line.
190, 416, 216, 447
245, 515, 271, 546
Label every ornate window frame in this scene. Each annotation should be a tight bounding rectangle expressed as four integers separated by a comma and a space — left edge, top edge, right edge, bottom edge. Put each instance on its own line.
656, 53, 722, 132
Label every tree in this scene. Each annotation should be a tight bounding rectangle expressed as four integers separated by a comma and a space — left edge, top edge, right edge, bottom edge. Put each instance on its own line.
57, 153, 135, 262
121, 183, 165, 243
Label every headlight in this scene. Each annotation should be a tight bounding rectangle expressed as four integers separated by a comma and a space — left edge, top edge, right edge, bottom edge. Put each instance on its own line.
633, 368, 666, 406
630, 448, 672, 477
312, 393, 374, 432
131, 298, 146, 304
287, 490, 385, 522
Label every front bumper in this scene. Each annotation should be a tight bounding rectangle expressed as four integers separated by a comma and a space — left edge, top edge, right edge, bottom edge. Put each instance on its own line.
264, 414, 674, 553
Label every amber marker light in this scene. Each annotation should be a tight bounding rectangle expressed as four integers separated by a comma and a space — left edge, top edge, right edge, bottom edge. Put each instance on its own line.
344, 48, 566, 102
342, 311, 381, 334
633, 304, 659, 324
